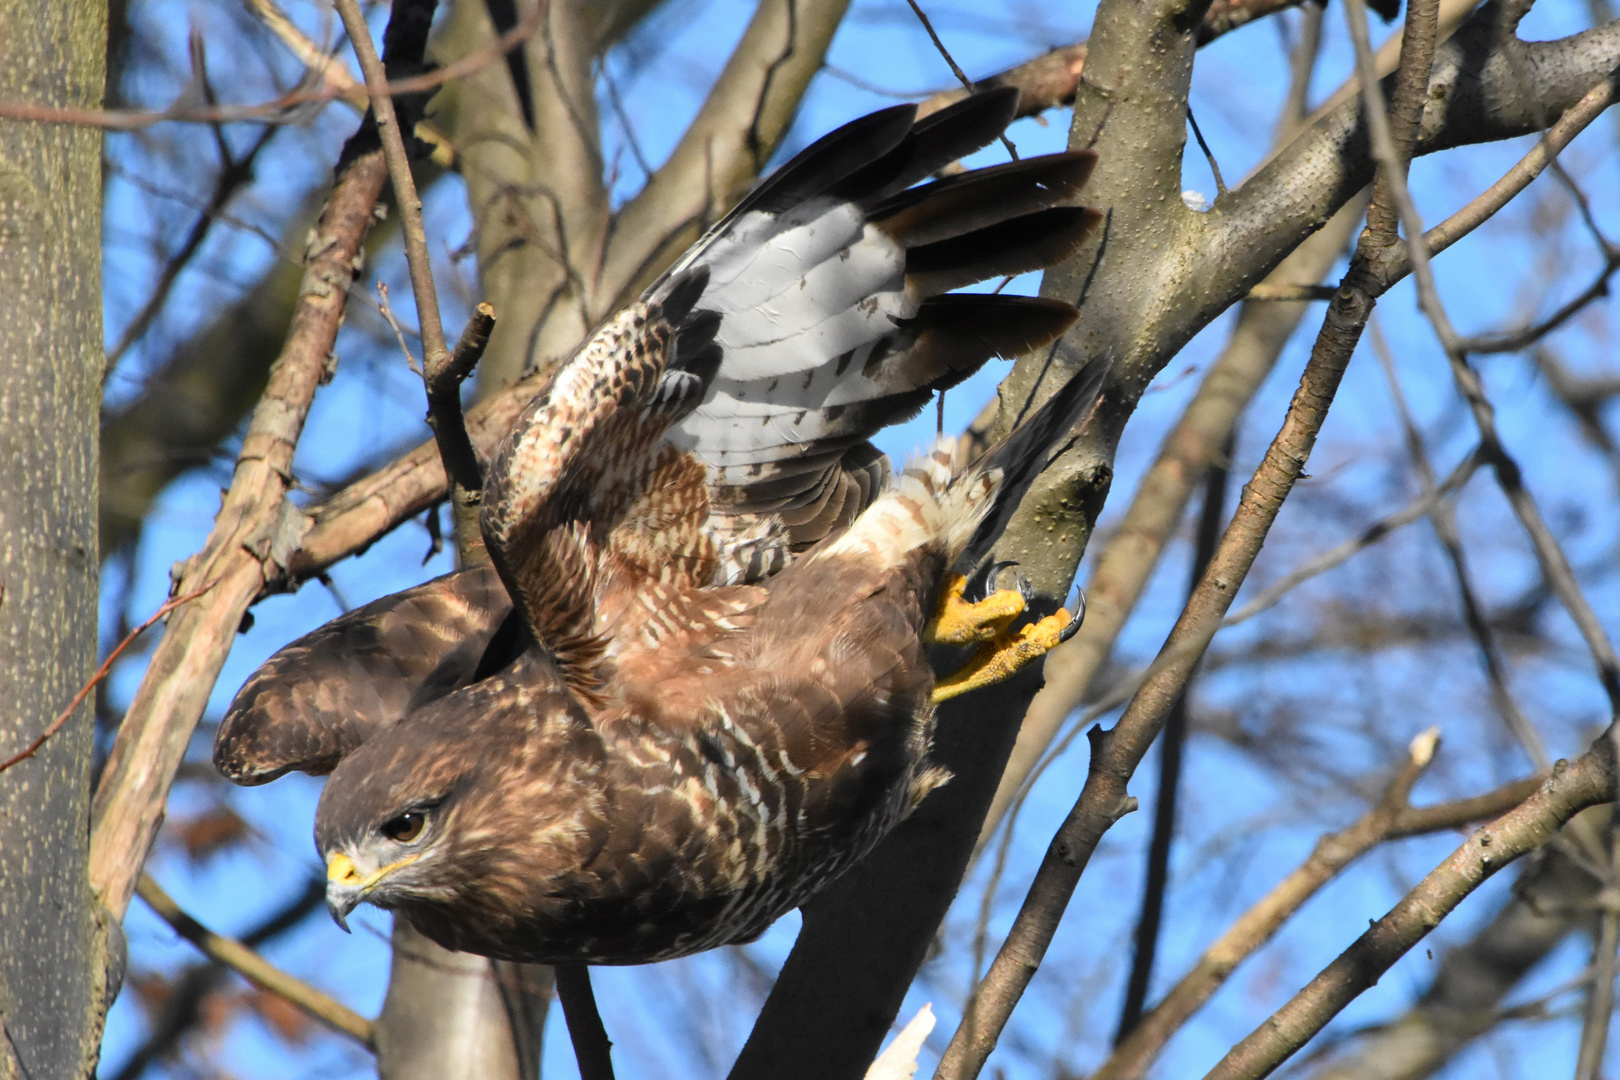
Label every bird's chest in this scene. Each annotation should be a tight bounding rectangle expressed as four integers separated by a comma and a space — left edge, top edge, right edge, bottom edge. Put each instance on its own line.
515, 711, 916, 963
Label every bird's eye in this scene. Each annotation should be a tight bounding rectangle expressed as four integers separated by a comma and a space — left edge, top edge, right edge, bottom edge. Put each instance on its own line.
382, 811, 427, 843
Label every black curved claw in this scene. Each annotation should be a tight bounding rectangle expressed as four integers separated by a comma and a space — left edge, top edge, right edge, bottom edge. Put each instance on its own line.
1057, 588, 1087, 644
1002, 565, 1037, 605
966, 559, 1021, 603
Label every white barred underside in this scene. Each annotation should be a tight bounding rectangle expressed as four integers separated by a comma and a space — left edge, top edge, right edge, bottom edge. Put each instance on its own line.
814, 436, 1000, 566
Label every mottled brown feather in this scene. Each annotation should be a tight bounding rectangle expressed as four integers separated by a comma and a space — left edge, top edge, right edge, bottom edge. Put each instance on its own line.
215, 565, 512, 784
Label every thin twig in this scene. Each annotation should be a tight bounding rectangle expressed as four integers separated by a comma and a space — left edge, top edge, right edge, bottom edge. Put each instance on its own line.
1369, 319, 1549, 769
556, 963, 615, 1080
111, 878, 328, 1080
105, 126, 278, 376
137, 875, 376, 1050
904, 0, 1017, 159
915, 0, 1329, 124
1185, 106, 1228, 197
1201, 732, 1618, 1080
0, 582, 215, 775
1116, 440, 1232, 1043
1096, 736, 1546, 1080
0, 4, 542, 131
429, 302, 496, 499
335, 0, 488, 505
243, 0, 368, 109
1395, 68, 1620, 278
335, 0, 448, 371
1352, 15, 1620, 715
601, 60, 653, 179
376, 281, 424, 375
1461, 248, 1620, 354
1575, 812, 1620, 1080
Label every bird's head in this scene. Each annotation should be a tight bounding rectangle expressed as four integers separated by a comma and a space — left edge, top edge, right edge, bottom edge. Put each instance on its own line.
315, 719, 468, 932
312, 665, 604, 937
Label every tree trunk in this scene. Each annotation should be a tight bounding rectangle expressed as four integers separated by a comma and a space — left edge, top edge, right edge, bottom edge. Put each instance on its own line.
376, 923, 551, 1080
0, 1, 111, 1077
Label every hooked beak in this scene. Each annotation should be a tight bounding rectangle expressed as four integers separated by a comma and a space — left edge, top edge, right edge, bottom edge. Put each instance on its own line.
326, 850, 419, 932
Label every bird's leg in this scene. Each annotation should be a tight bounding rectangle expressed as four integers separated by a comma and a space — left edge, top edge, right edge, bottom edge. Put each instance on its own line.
927, 565, 1082, 704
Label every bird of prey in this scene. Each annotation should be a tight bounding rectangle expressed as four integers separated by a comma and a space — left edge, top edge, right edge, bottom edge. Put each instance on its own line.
215, 89, 1105, 964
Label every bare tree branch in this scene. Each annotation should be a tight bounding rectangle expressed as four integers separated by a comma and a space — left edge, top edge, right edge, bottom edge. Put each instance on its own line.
110, 876, 327, 1080
336, 0, 489, 523
243, 0, 368, 110
935, 4, 1447, 1069
1305, 808, 1609, 1080
136, 875, 375, 1049
1095, 735, 1543, 1080
1202, 734, 1618, 1080
979, 135, 1367, 853
556, 963, 616, 1080
88, 147, 390, 920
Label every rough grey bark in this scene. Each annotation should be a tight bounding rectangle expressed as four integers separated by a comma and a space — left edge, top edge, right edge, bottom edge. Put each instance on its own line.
0, 0, 112, 1077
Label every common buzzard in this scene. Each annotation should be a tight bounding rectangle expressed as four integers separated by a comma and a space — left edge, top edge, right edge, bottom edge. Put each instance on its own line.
216, 89, 1104, 963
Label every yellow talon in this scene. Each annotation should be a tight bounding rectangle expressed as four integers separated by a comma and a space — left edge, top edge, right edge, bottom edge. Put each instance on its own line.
931, 608, 1074, 704
924, 572, 1026, 646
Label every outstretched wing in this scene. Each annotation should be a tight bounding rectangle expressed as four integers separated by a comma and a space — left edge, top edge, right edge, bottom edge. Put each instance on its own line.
479, 269, 726, 698
658, 88, 1100, 572
214, 565, 514, 784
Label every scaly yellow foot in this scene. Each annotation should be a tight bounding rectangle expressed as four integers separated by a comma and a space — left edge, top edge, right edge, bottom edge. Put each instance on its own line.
924, 572, 1026, 646
932, 608, 1075, 703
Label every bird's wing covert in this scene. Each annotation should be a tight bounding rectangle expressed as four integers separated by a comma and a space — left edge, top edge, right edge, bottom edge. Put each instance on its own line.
480, 269, 724, 698
214, 565, 514, 784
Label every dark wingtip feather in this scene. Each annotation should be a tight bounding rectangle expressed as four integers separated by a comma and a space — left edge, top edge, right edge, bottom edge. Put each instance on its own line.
734, 103, 919, 218
896, 295, 1078, 393
875, 152, 1099, 249
844, 87, 1022, 203
906, 206, 1103, 297
657, 265, 711, 325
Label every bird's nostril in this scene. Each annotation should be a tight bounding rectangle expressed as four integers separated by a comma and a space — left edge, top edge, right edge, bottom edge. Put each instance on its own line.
327, 852, 363, 886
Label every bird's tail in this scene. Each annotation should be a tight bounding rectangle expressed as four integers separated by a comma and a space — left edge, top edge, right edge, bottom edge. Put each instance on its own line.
950, 355, 1111, 570
812, 356, 1109, 570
